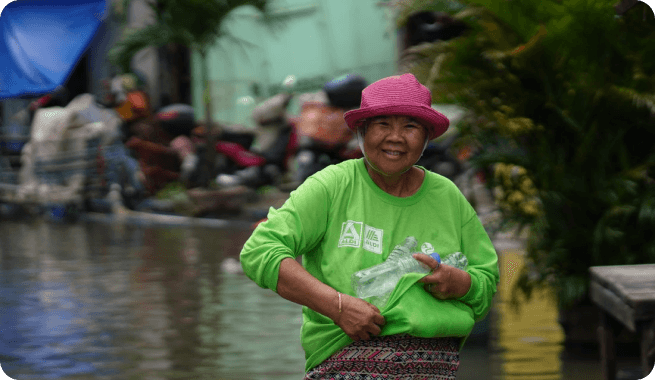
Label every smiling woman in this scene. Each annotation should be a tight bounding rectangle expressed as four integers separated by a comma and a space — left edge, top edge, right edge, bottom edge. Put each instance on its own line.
358, 115, 429, 197
240, 73, 499, 379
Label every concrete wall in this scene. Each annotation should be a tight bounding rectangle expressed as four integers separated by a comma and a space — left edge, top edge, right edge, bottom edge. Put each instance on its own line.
191, 0, 398, 127
126, 0, 160, 109
87, 1, 124, 100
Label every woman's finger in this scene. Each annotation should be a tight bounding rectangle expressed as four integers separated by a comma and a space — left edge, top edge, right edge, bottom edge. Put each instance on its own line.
412, 253, 440, 272
373, 313, 386, 327
369, 323, 382, 337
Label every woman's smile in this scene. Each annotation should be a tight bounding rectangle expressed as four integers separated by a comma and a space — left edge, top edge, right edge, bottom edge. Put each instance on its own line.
362, 115, 427, 177
382, 149, 403, 157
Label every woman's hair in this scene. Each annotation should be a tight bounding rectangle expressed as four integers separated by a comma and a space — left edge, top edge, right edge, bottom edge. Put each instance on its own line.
358, 120, 369, 136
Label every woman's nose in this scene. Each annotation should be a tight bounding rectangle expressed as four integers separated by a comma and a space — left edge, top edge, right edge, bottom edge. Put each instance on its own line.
385, 124, 405, 140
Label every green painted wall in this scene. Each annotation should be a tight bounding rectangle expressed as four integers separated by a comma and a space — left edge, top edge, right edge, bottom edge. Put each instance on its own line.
191, 0, 398, 128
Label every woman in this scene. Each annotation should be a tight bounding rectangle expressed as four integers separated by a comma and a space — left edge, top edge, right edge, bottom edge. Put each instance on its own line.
240, 73, 499, 379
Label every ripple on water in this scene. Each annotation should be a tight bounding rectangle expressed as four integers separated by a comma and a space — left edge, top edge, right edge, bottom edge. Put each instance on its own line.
1, 220, 607, 380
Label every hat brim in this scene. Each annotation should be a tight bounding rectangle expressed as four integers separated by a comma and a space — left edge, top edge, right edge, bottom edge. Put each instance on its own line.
344, 104, 450, 140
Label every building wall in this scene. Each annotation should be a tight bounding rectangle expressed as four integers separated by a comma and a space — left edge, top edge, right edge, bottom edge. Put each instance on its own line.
126, 0, 161, 109
86, 3, 123, 100
191, 0, 398, 127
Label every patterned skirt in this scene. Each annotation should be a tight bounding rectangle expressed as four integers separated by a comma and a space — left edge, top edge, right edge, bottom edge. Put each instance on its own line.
303, 334, 460, 380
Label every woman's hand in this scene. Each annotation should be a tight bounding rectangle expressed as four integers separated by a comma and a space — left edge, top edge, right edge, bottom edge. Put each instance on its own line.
276, 258, 384, 342
335, 293, 386, 342
413, 253, 471, 300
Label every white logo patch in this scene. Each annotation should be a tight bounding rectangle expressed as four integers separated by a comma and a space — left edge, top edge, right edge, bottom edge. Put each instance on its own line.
363, 225, 383, 254
421, 242, 435, 254
338, 221, 363, 248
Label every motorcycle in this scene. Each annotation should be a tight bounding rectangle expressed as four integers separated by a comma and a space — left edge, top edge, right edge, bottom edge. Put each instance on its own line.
292, 74, 367, 184
291, 74, 468, 184
213, 92, 299, 189
123, 102, 201, 195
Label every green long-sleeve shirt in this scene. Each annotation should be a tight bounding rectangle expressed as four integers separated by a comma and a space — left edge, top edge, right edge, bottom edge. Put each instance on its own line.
240, 159, 499, 371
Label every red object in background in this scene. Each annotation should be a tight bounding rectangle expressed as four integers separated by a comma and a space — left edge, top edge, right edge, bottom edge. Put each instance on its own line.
457, 145, 474, 161
214, 141, 267, 167
284, 121, 299, 169
115, 91, 151, 122
29, 94, 52, 111
296, 102, 354, 149
252, 218, 267, 230
126, 137, 180, 194
141, 166, 181, 194
476, 170, 487, 184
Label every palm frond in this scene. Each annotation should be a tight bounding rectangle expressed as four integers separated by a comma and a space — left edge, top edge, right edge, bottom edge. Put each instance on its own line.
108, 24, 175, 73
109, 0, 278, 73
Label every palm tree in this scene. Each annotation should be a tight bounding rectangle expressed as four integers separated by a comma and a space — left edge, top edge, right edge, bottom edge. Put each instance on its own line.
108, 0, 274, 186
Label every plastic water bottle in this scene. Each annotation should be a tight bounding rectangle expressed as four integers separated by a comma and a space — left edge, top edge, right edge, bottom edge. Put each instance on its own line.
442, 251, 468, 270
351, 236, 441, 309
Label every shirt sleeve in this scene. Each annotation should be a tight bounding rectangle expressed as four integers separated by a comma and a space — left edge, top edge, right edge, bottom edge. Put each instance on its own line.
240, 177, 330, 292
457, 212, 500, 322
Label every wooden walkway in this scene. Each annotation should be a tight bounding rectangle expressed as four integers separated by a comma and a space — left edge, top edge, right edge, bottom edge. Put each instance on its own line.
590, 264, 655, 380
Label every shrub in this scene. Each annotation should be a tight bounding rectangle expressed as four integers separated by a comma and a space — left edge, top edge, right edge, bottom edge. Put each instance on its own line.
396, 0, 655, 308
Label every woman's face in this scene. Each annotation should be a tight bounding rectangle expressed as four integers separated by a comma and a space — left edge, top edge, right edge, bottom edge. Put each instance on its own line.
361, 115, 428, 176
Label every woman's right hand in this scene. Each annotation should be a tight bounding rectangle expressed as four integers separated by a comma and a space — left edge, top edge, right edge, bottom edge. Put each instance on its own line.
335, 294, 385, 341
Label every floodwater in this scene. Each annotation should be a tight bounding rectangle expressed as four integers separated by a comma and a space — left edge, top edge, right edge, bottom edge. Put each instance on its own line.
0, 217, 629, 380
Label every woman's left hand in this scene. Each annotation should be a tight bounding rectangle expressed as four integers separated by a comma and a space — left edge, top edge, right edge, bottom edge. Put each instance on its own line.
412, 253, 472, 300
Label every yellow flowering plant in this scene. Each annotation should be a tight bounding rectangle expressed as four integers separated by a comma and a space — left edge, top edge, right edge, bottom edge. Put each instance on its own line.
396, 0, 655, 309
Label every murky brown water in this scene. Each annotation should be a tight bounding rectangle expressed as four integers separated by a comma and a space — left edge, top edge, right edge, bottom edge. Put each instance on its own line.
0, 218, 618, 379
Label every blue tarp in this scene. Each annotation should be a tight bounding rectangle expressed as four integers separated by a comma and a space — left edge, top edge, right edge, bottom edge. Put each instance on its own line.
0, 0, 107, 100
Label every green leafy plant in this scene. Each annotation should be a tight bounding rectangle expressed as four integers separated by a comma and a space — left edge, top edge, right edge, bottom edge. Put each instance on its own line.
396, 0, 655, 308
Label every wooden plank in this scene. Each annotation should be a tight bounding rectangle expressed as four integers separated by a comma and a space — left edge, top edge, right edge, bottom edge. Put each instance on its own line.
639, 319, 655, 378
591, 265, 655, 379
590, 281, 636, 331
632, 294, 655, 320
590, 265, 655, 316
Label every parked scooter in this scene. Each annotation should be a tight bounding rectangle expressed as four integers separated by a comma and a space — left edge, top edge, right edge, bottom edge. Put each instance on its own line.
123, 102, 200, 194
214, 92, 299, 189
292, 74, 367, 184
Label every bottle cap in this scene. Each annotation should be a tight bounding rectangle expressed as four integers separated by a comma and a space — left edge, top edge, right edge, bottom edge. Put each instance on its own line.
430, 252, 441, 263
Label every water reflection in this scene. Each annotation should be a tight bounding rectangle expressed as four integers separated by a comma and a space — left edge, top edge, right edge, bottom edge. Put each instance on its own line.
0, 220, 305, 380
0, 219, 605, 380
0, 221, 140, 379
495, 249, 565, 380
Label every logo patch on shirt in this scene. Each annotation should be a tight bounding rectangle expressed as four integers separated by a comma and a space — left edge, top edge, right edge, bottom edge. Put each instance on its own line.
339, 220, 363, 248
421, 242, 435, 254
363, 225, 383, 254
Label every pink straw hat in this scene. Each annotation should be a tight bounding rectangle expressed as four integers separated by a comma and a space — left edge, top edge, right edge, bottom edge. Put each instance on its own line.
344, 73, 449, 140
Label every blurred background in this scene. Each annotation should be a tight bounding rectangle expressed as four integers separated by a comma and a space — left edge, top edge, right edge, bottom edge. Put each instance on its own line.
1, 0, 654, 379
